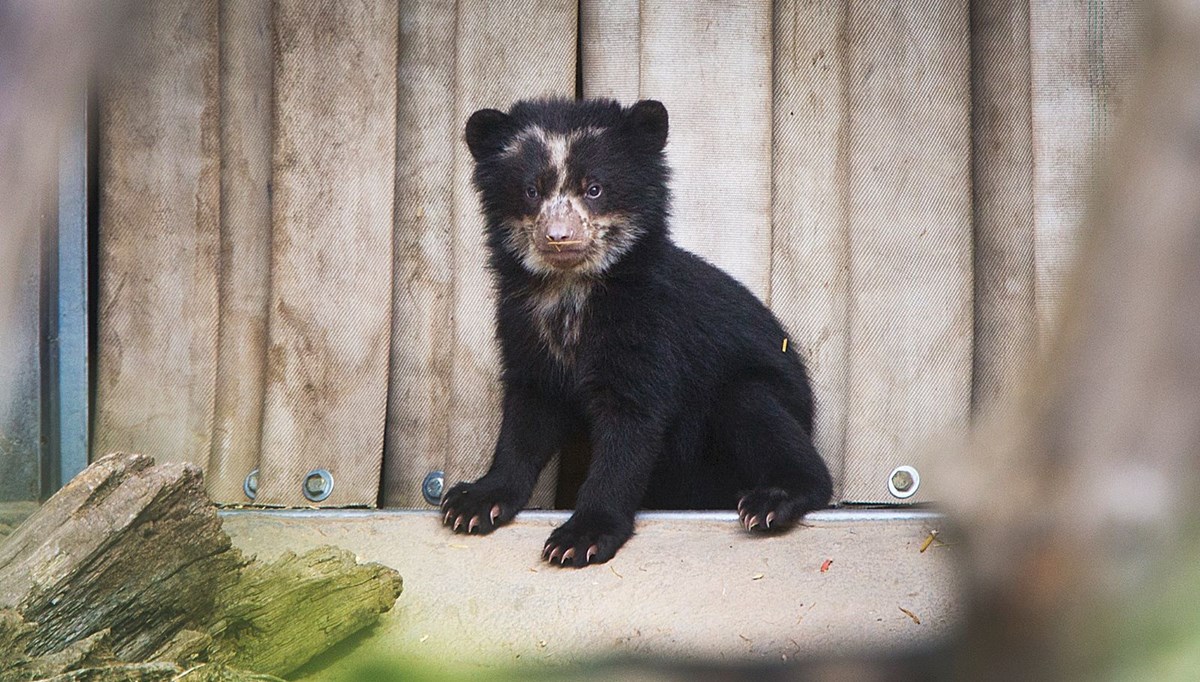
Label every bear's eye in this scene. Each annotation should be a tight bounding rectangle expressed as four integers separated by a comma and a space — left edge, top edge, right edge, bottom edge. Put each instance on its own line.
585, 183, 603, 199
525, 186, 540, 200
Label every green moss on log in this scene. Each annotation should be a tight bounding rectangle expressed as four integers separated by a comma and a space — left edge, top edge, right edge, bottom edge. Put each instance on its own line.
0, 454, 402, 681
208, 546, 403, 677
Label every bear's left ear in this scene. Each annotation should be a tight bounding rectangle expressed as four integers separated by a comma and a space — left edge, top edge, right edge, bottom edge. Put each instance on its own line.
465, 108, 514, 160
623, 100, 669, 153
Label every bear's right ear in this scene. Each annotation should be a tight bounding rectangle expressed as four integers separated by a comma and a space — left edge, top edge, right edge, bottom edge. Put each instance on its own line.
623, 100, 669, 153
465, 108, 513, 160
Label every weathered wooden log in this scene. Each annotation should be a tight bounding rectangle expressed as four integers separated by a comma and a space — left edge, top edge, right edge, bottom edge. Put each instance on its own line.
0, 453, 402, 680
0, 454, 241, 661
172, 665, 282, 682
207, 547, 403, 677
38, 663, 284, 682
38, 664, 182, 682
1, 609, 122, 680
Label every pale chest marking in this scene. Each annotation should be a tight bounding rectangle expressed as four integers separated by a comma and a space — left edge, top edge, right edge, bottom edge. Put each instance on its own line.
529, 279, 593, 363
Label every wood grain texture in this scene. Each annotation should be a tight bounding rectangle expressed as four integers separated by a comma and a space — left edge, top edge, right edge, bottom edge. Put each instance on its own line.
0, 453, 401, 677
94, 0, 221, 469
447, 0, 577, 504
638, 0, 774, 300
580, 0, 640, 102
0, 453, 238, 661
257, 1, 397, 506
1029, 0, 1144, 339
381, 0, 458, 508
208, 546, 403, 676
770, 0, 851, 499
842, 0, 973, 503
208, 0, 273, 504
970, 1, 1038, 411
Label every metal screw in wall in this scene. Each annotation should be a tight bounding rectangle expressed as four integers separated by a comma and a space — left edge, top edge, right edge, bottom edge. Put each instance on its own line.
303, 469, 334, 503
243, 469, 259, 501
422, 470, 445, 506
888, 465, 920, 499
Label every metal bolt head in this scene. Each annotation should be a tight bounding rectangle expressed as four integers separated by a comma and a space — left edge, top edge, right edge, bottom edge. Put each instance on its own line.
422, 470, 445, 506
888, 465, 920, 499
302, 469, 334, 502
243, 469, 259, 501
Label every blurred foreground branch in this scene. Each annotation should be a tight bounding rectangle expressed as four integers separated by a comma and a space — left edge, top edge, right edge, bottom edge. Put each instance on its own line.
938, 1, 1200, 678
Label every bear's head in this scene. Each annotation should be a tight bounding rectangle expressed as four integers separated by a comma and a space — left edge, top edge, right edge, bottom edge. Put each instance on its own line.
465, 98, 670, 276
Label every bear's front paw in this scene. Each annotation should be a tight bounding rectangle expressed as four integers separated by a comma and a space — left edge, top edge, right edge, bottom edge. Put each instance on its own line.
542, 511, 633, 568
737, 487, 810, 533
440, 481, 522, 535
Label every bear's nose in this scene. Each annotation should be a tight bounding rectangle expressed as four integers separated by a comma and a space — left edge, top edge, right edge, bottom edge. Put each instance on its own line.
546, 221, 574, 242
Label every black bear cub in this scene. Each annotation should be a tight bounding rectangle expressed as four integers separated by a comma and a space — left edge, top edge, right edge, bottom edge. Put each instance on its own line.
442, 97, 832, 567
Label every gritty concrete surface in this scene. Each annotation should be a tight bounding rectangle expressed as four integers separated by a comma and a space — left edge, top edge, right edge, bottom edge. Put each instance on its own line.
220, 509, 962, 676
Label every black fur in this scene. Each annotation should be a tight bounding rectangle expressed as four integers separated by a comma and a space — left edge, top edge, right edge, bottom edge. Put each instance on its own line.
442, 98, 833, 567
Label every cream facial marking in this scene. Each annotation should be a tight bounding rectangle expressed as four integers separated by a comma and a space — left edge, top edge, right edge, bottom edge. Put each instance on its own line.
499, 124, 642, 276
502, 126, 607, 198
545, 135, 569, 195
503, 208, 641, 277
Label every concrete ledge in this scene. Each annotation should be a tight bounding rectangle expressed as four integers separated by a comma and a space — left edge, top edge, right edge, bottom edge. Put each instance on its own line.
220, 509, 961, 673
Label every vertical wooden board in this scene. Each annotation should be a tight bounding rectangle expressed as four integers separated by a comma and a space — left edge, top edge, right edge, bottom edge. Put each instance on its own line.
1029, 0, 1144, 339
257, 1, 397, 507
381, 1, 457, 508
208, 0, 273, 504
842, 1, 972, 503
971, 0, 1037, 412
638, 0, 774, 300
94, 0, 221, 468
0, 230, 40, 501
448, 0, 577, 502
580, 0, 640, 102
770, 0, 850, 499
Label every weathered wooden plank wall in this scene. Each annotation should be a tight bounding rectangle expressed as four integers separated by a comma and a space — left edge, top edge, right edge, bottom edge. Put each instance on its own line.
770, 0, 851, 500
438, 0, 578, 508
582, 0, 774, 299
90, 0, 1144, 507
840, 1, 973, 503
207, 0, 272, 504
580, 0, 639, 102
1029, 0, 1144, 339
383, 0, 459, 508
94, 0, 222, 469
576, 0, 1141, 503
639, 1, 775, 300
382, 0, 580, 508
970, 0, 1038, 411
256, 0, 397, 507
